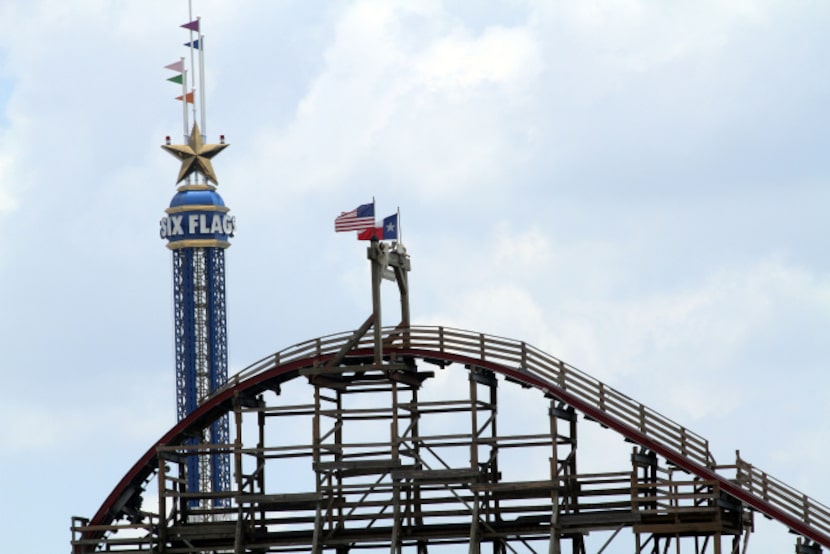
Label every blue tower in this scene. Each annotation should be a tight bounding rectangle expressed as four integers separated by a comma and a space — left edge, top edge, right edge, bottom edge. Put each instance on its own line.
159, 16, 234, 508
160, 122, 235, 504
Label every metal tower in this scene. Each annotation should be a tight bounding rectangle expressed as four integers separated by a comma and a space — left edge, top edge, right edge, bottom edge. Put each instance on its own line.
159, 17, 234, 508
160, 127, 234, 506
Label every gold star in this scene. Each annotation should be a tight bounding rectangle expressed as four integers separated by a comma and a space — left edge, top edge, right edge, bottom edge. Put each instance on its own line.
162, 123, 229, 185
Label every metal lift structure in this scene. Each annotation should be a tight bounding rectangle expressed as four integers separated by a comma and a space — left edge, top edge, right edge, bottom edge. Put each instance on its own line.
72, 240, 829, 554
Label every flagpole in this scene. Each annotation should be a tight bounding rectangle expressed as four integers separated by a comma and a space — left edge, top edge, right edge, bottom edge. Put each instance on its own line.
186, 15, 198, 142
180, 61, 189, 142
199, 29, 206, 138
188, 0, 195, 99
397, 206, 401, 244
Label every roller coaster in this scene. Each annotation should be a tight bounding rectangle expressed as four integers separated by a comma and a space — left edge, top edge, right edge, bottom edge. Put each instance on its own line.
71, 241, 828, 553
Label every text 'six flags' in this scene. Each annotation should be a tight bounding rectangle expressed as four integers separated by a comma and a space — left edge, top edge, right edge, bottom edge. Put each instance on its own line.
357, 213, 398, 241
334, 202, 375, 232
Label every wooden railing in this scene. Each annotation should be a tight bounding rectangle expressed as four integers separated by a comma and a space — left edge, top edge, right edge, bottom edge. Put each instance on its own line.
217, 324, 830, 544
71, 516, 157, 552
221, 326, 712, 469
732, 453, 830, 538
403, 327, 715, 467
631, 478, 721, 515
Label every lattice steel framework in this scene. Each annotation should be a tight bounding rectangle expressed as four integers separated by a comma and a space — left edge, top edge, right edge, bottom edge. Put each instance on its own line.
172, 245, 231, 505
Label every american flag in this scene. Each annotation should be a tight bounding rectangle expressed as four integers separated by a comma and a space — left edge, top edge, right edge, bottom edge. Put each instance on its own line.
334, 202, 375, 232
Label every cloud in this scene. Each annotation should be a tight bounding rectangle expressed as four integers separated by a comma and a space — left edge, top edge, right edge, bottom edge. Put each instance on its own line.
520, 0, 826, 201
418, 219, 829, 425
493, 224, 554, 272
232, 0, 541, 210
555, 256, 829, 420
0, 150, 18, 214
0, 370, 171, 457
534, 0, 770, 72
413, 24, 541, 92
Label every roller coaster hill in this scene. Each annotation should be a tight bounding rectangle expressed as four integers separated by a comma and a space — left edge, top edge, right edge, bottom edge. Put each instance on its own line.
71, 239, 830, 553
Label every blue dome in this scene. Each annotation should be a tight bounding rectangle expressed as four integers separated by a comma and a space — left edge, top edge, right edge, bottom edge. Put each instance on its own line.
169, 188, 226, 209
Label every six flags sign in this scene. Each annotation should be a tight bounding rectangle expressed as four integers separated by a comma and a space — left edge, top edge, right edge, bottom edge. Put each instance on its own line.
160, 212, 236, 243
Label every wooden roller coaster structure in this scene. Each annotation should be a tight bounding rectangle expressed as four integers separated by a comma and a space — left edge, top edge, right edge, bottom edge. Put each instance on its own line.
72, 240, 828, 554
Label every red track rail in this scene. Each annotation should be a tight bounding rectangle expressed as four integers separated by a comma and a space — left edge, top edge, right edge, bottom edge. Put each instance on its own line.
76, 326, 830, 552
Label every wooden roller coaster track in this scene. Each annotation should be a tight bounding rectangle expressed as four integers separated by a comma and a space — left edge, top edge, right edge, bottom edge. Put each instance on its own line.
73, 324, 830, 552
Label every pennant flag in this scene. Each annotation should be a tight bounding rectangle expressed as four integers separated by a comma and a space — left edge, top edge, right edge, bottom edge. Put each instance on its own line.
184, 39, 201, 49
176, 91, 195, 104
167, 74, 183, 84
164, 60, 184, 72
181, 19, 200, 32
335, 202, 375, 232
357, 213, 398, 240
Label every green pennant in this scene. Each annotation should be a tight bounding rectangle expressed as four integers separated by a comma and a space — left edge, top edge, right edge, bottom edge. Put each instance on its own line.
167, 74, 183, 84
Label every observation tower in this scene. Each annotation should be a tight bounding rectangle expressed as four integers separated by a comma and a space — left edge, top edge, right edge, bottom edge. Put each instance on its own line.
159, 16, 234, 507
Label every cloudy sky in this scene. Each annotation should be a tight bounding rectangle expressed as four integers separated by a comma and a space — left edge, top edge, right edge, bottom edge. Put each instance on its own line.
0, 1, 827, 552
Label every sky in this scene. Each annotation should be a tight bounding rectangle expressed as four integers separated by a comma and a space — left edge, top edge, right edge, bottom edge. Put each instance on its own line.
0, 1, 828, 552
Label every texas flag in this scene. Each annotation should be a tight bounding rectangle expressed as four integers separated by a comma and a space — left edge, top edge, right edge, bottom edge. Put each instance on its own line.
357, 213, 398, 241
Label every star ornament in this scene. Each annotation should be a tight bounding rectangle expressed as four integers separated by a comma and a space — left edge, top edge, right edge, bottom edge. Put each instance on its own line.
162, 123, 228, 185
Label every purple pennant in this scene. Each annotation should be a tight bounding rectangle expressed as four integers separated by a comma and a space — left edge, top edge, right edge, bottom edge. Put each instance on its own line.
181, 19, 199, 32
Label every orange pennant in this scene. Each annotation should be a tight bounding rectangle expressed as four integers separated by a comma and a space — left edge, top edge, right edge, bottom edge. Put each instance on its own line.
176, 92, 195, 104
